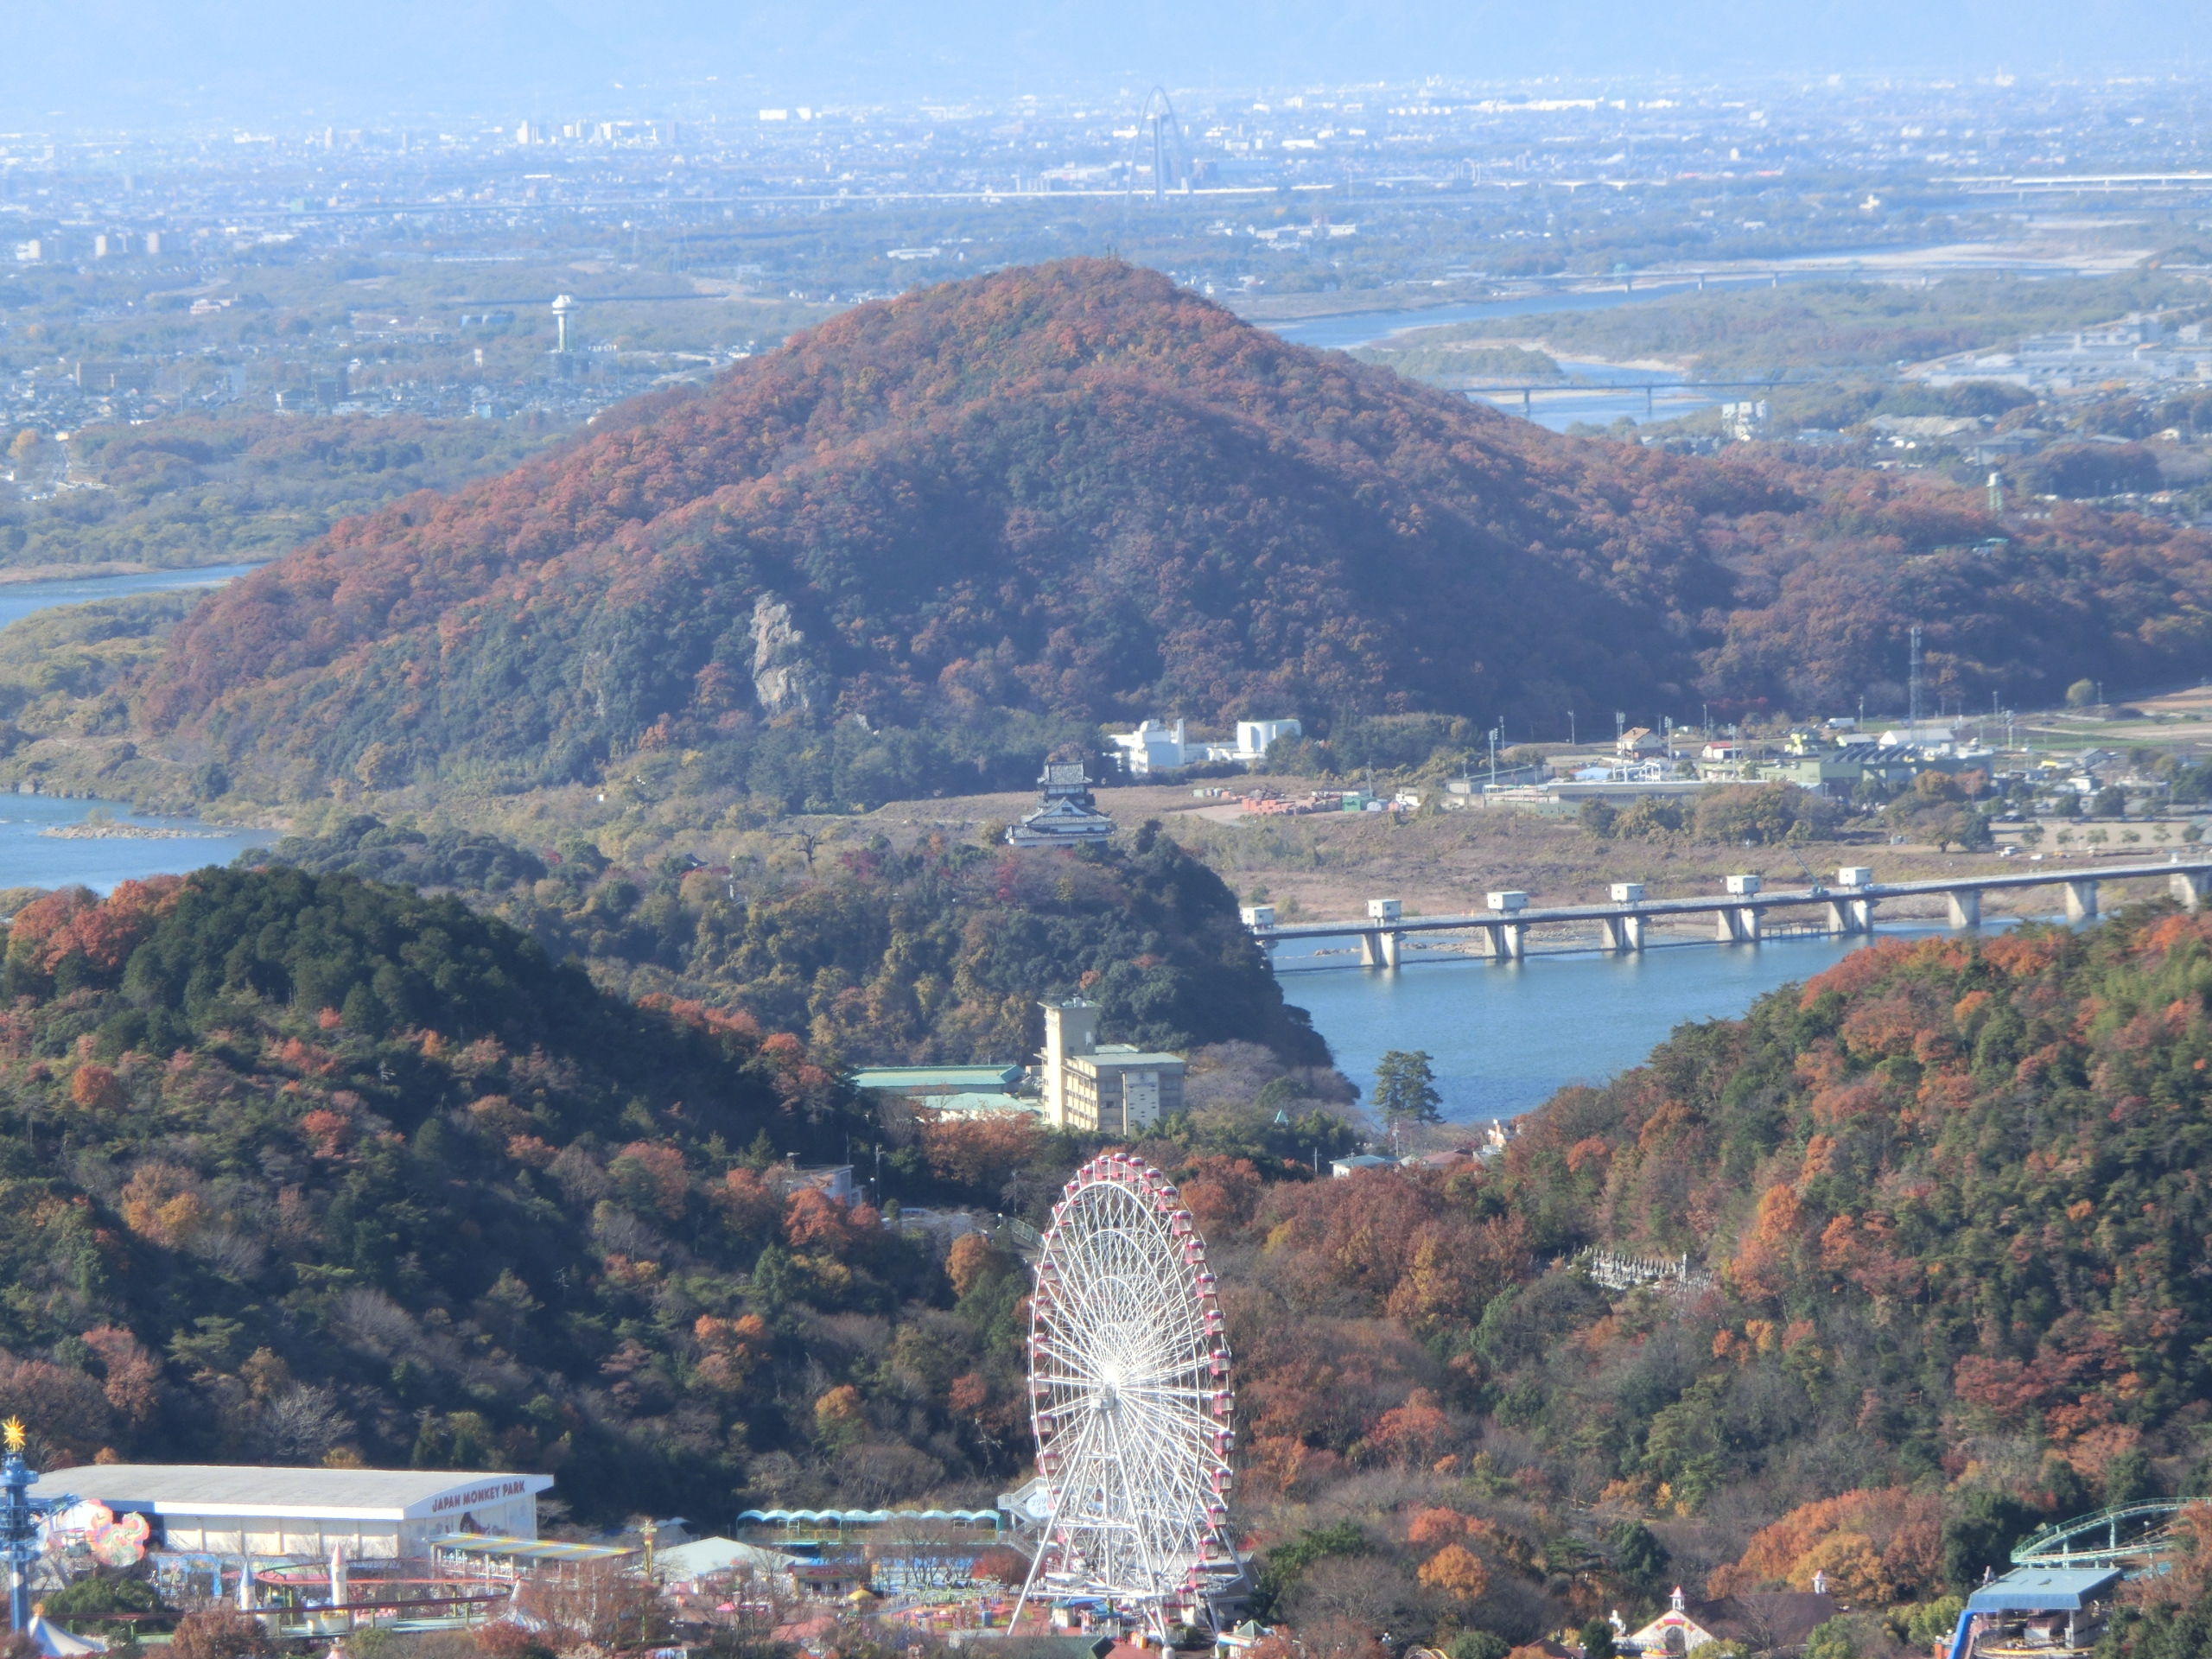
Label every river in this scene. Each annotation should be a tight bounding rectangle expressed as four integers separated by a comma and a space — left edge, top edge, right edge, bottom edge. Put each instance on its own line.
1276, 922, 2010, 1127
0, 563, 274, 895
1257, 276, 2004, 1103
0, 561, 263, 631
1262, 273, 1827, 432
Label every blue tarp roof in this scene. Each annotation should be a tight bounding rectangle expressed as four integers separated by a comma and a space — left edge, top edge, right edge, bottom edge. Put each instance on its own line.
1967, 1567, 2124, 1611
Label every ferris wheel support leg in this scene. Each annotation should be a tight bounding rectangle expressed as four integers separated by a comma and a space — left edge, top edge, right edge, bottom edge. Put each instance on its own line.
1008, 1541, 1050, 1635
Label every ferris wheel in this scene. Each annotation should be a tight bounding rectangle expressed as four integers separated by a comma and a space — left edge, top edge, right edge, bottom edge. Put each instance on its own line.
1014, 1154, 1241, 1631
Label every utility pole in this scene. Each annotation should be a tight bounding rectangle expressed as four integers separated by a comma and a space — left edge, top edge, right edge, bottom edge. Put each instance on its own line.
1488, 727, 1499, 788
1568, 709, 1575, 747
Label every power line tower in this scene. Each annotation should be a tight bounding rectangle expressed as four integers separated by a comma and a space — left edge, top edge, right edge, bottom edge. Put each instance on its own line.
1908, 623, 1923, 735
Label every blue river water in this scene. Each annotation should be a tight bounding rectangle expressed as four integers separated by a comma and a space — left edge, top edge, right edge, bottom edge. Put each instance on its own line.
1265, 273, 1796, 353
1265, 272, 1839, 432
1276, 923, 1999, 1127
0, 793, 275, 896
0, 563, 273, 894
0, 561, 262, 632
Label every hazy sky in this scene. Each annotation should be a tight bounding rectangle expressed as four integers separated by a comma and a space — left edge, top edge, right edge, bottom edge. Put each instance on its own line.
3, 0, 2191, 124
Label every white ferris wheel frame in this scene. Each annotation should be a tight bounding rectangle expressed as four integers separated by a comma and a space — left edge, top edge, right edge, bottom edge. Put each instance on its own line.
1013, 1153, 1241, 1633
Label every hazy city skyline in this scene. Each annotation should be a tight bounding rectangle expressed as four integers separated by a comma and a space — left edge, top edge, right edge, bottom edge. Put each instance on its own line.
3, 0, 2199, 126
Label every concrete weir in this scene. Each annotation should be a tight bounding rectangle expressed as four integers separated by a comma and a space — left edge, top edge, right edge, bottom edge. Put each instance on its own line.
1247, 858, 2212, 971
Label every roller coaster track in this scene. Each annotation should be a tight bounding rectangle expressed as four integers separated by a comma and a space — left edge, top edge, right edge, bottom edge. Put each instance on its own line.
2010, 1499, 2198, 1572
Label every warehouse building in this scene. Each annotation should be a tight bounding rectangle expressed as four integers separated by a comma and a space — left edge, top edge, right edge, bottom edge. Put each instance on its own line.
31, 1465, 555, 1560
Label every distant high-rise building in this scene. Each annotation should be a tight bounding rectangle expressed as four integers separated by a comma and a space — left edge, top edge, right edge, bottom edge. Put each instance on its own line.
142, 232, 162, 256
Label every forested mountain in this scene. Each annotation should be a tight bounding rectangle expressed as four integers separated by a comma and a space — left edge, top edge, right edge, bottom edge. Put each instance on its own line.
0, 836, 1337, 1534
0, 865, 868, 1519
14, 851, 2212, 1649
246, 816, 1330, 1068
124, 259, 2212, 809
1102, 904, 2212, 1656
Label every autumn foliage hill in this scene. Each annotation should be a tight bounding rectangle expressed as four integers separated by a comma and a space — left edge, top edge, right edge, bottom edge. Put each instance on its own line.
126, 259, 2212, 809
1421, 905, 2212, 1616
0, 865, 995, 1523
136, 257, 1745, 798
248, 816, 1332, 1068
1044, 904, 2212, 1657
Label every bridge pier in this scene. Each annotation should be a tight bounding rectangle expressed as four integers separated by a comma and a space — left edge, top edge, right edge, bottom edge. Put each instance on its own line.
1473, 922, 1525, 962
1599, 913, 1645, 953
2065, 880, 2100, 924
2171, 870, 2209, 912
1358, 930, 1402, 970
1824, 896, 1873, 934
1717, 906, 1763, 944
1947, 889, 1982, 929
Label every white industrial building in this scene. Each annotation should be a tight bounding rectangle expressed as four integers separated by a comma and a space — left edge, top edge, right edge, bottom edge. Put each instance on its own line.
1912, 314, 2212, 391
31, 1465, 554, 1560
1108, 719, 1301, 776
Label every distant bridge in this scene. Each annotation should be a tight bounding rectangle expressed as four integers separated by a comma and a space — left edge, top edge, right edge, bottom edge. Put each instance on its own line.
1243, 858, 2212, 969
1467, 377, 1805, 416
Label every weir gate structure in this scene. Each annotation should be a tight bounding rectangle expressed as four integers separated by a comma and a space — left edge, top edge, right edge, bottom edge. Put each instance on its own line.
1241, 859, 2212, 969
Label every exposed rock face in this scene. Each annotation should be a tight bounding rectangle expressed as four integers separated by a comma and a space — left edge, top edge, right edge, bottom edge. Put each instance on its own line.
749, 594, 824, 714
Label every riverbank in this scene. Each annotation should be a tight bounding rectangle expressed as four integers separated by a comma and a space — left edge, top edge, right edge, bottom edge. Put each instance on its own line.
0, 793, 275, 894
1279, 919, 1976, 1123
859, 777, 2144, 912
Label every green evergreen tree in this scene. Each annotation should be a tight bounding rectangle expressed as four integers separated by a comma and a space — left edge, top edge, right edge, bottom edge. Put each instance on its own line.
1373, 1049, 1444, 1123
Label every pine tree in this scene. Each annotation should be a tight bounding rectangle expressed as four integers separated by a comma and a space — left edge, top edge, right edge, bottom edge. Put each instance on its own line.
1373, 1049, 1443, 1122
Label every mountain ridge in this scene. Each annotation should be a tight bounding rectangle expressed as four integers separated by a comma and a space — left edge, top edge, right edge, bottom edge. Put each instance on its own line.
134, 259, 1745, 796
120, 257, 2212, 812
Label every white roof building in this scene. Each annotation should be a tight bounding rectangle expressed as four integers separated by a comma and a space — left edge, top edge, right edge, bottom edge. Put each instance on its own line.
652, 1536, 798, 1583
32, 1464, 553, 1561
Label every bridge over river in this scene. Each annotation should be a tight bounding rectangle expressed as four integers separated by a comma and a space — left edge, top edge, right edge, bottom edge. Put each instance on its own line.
1243, 857, 2212, 969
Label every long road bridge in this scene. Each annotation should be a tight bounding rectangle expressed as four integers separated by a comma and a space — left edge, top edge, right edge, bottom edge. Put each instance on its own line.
1242, 858, 2212, 969
1476, 378, 1802, 416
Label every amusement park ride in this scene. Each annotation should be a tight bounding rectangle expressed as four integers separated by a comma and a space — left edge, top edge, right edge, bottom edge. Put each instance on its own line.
1012, 1154, 1244, 1639
1939, 1498, 2204, 1658
0, 1418, 76, 1632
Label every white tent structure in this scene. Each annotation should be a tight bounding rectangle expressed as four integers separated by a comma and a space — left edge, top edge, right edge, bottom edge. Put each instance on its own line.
23, 1614, 107, 1657
652, 1537, 797, 1583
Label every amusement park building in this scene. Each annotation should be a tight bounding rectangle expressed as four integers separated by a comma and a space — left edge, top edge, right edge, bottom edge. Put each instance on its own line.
29, 1465, 554, 1560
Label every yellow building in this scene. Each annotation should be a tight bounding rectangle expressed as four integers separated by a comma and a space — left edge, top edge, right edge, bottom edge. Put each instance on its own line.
1039, 1001, 1185, 1135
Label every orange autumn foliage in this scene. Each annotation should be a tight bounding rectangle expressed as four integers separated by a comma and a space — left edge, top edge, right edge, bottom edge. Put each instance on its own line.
1731, 1182, 1805, 1300
1406, 1508, 1469, 1546
1416, 1543, 1490, 1603
1710, 1487, 1943, 1602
